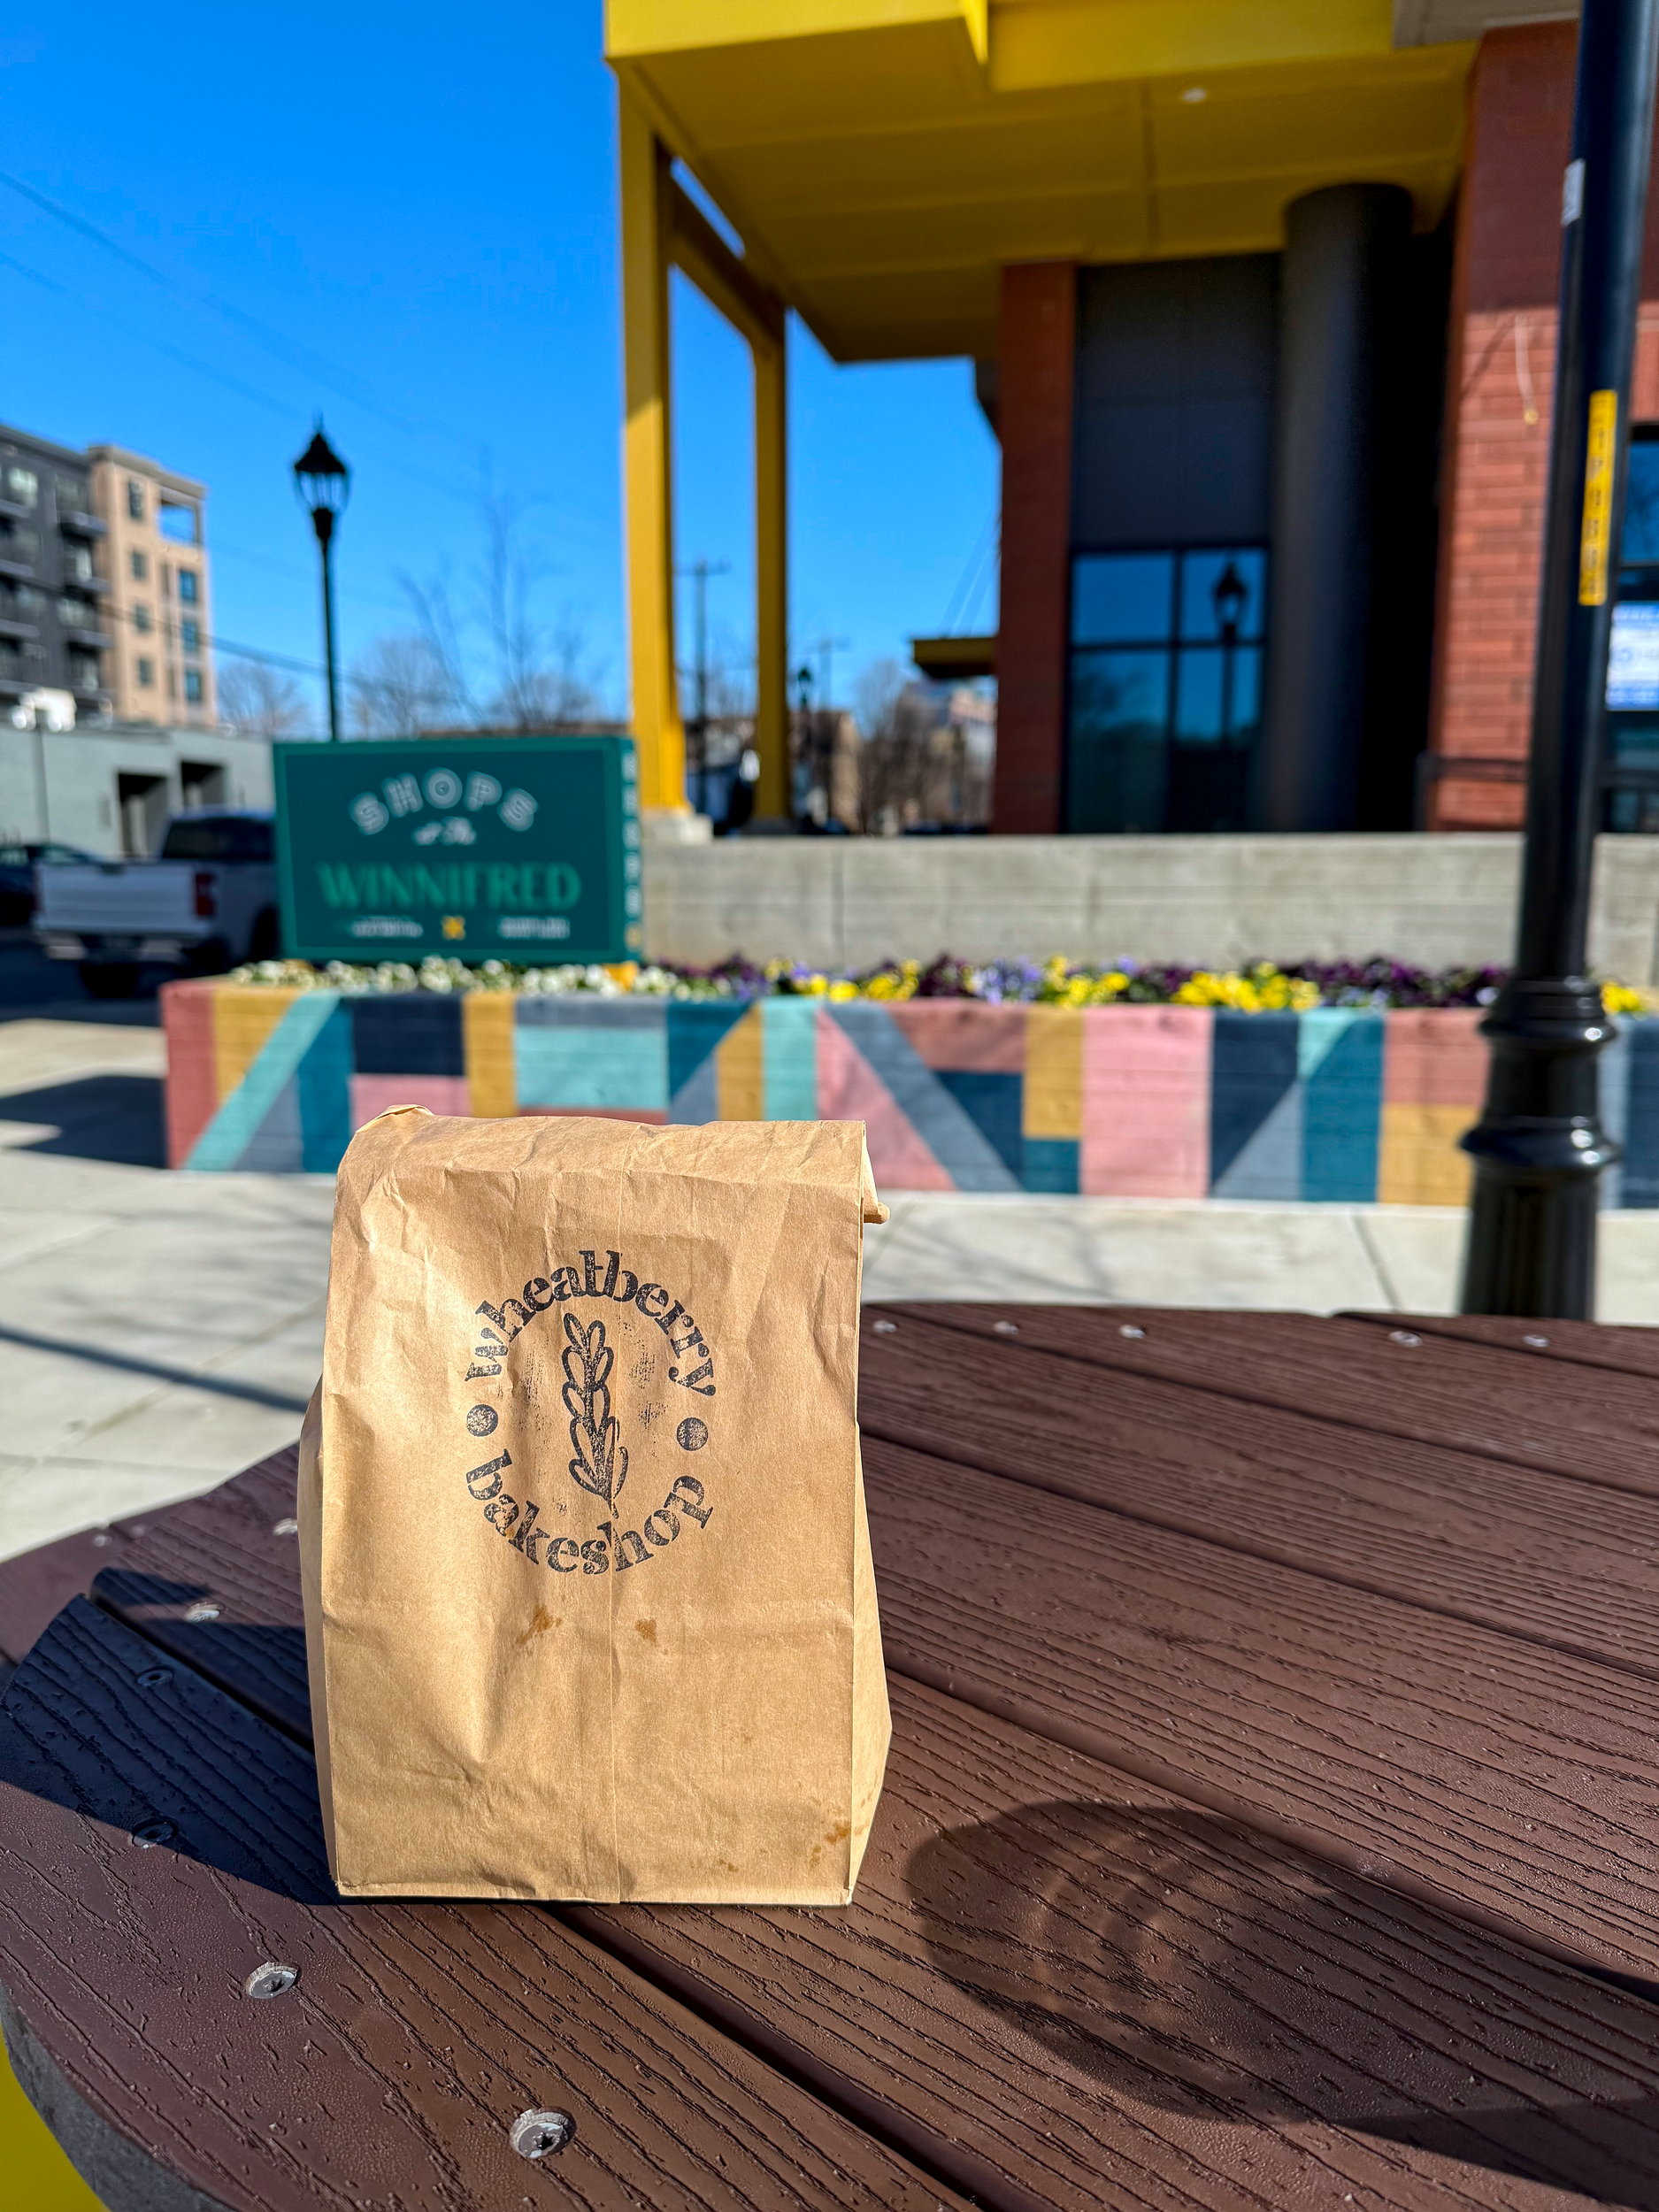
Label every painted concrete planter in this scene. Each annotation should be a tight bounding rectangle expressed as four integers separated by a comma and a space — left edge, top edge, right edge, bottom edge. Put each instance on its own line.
161, 978, 1659, 1206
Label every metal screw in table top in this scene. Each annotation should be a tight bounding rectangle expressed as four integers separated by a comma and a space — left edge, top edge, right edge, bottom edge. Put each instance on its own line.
872, 1318, 896, 1334
994, 1319, 1019, 1335
183, 1602, 220, 1622
243, 1963, 299, 2000
1523, 1333, 1551, 1348
135, 1667, 172, 1689
1119, 1325, 1145, 1339
511, 2109, 576, 2159
273, 1517, 299, 1537
1389, 1331, 1422, 1347
129, 1820, 175, 1848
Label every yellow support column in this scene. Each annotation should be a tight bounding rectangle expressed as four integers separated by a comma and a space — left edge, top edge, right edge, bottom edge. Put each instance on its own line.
618, 90, 685, 813
752, 327, 790, 822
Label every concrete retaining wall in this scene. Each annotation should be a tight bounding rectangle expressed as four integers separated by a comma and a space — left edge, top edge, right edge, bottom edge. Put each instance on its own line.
641, 833, 1659, 982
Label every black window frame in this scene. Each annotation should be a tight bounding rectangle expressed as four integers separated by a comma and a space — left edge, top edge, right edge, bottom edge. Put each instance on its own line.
1064, 541, 1270, 834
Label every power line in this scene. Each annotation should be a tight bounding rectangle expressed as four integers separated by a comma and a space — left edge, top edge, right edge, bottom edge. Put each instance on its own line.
85, 594, 324, 677
0, 242, 479, 510
0, 248, 300, 419
0, 186, 614, 575
211, 535, 409, 617
0, 169, 488, 464
211, 634, 323, 676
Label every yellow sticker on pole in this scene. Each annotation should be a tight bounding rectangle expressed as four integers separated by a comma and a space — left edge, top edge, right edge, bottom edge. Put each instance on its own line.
1578, 388, 1618, 605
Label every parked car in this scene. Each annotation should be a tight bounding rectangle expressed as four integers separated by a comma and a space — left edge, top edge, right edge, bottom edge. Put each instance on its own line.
0, 841, 100, 926
33, 809, 280, 998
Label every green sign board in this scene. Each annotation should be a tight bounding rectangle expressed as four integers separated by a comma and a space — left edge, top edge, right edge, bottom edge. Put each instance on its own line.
273, 734, 641, 964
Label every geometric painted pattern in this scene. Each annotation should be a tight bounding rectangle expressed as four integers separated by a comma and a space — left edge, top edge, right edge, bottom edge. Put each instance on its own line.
161, 979, 1659, 1206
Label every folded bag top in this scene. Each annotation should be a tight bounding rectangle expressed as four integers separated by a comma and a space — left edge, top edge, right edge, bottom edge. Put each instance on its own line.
300, 1108, 891, 1903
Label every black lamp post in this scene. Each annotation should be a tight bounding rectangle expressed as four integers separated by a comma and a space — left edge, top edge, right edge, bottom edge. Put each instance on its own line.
1460, 0, 1659, 1317
293, 424, 350, 742
1212, 560, 1248, 741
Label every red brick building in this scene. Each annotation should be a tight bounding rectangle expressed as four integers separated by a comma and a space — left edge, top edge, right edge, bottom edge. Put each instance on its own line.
611, 5, 1657, 838
991, 21, 1659, 840
1432, 21, 1659, 830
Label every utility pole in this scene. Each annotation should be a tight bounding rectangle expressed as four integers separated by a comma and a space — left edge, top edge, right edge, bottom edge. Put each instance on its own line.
1460, 0, 1659, 1317
677, 558, 729, 815
801, 634, 849, 826
807, 633, 849, 716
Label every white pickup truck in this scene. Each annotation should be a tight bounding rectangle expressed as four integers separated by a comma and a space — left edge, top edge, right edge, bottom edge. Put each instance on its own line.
34, 809, 280, 998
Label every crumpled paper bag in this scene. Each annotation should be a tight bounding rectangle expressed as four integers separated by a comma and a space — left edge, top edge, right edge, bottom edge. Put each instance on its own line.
299, 1107, 891, 1902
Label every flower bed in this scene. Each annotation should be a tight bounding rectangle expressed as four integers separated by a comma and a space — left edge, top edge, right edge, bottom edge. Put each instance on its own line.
164, 972, 1659, 1209
229, 952, 1654, 1013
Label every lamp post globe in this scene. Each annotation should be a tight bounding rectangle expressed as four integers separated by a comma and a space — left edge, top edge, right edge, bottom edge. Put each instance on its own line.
292, 424, 350, 742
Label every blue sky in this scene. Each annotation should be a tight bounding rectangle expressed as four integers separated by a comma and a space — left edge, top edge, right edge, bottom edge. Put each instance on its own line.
0, 2, 998, 732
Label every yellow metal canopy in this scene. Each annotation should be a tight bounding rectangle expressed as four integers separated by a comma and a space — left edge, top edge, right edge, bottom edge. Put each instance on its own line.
606, 0, 1474, 362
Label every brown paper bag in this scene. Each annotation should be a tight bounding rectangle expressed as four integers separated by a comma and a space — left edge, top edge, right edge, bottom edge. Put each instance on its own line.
299, 1108, 891, 1903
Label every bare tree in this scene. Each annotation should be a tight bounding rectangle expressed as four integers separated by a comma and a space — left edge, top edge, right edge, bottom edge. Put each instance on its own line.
856, 658, 932, 833
397, 570, 477, 723
396, 495, 609, 731
348, 634, 456, 735
854, 657, 907, 741
489, 609, 604, 729
218, 658, 309, 738
480, 490, 546, 725
854, 657, 992, 833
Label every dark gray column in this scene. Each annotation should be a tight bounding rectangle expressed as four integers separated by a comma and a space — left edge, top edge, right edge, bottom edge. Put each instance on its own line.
1261, 184, 1415, 830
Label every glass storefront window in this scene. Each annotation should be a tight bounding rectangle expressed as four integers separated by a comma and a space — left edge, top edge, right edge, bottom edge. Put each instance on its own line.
1071, 554, 1175, 646
1067, 545, 1267, 833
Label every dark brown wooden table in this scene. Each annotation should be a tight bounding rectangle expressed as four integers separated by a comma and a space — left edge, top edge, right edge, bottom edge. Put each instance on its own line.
6, 1303, 1659, 2209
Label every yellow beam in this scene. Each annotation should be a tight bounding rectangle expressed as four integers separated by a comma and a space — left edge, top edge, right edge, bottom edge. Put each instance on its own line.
669, 183, 785, 350
911, 633, 996, 679
666, 179, 793, 822
618, 89, 687, 811
610, 0, 986, 63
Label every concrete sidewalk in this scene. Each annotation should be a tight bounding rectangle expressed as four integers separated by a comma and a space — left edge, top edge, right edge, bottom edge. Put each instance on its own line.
4, 1010, 1659, 1562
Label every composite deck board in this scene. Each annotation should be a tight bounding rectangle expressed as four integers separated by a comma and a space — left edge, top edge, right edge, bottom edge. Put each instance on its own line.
878, 1304, 1659, 1498
582, 1675, 1659, 2212
88, 1445, 311, 1738
101, 1405, 1659, 1985
1340, 1310, 1659, 1383
81, 1470, 1659, 2209
857, 1312, 1659, 1678
861, 1434, 1659, 1988
0, 1599, 970, 2212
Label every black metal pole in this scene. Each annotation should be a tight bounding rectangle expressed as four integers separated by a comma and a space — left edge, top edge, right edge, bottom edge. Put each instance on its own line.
315, 510, 341, 743
1459, 0, 1659, 1318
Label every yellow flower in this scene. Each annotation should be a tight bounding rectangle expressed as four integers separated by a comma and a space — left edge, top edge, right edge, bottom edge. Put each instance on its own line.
1603, 980, 1654, 1015
827, 979, 857, 1001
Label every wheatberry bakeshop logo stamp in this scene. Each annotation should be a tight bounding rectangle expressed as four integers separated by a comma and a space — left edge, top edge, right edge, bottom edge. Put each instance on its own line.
459, 1249, 714, 1575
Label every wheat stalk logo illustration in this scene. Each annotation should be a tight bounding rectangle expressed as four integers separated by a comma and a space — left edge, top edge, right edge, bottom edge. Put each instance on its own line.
562, 1313, 629, 1504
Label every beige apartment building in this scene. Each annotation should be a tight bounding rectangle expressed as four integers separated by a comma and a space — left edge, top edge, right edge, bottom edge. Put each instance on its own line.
88, 446, 215, 727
